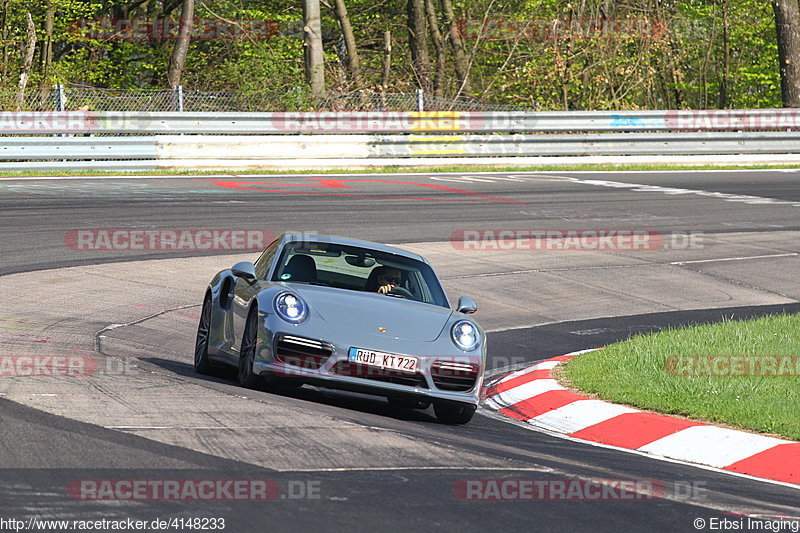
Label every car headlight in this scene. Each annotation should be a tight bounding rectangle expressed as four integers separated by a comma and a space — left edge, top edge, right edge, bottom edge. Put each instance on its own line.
451, 320, 480, 351
274, 292, 308, 323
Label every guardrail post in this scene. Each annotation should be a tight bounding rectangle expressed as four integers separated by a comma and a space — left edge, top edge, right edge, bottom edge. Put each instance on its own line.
417, 89, 424, 112
173, 85, 184, 112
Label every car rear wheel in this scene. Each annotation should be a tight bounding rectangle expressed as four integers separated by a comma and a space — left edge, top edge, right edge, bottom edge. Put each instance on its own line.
194, 295, 217, 375
434, 402, 476, 424
238, 308, 264, 389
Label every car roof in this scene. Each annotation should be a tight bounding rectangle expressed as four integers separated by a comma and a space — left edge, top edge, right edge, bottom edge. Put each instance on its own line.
278, 233, 427, 263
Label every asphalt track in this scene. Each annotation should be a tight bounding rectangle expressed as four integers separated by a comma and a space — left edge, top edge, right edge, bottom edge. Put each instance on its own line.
0, 170, 799, 532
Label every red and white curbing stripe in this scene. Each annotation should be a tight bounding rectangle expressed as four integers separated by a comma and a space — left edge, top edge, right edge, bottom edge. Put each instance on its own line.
482, 350, 800, 486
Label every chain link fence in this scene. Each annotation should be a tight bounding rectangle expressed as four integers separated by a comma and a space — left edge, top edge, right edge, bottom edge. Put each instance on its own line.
0, 86, 533, 112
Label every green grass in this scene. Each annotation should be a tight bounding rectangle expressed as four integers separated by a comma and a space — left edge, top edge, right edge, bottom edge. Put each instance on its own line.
562, 313, 800, 441
1, 163, 800, 178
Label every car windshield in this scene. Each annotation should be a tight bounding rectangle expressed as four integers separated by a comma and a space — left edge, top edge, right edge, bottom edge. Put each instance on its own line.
271, 241, 449, 308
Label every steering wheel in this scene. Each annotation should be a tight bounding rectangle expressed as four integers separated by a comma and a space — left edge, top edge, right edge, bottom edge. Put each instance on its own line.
388, 286, 414, 299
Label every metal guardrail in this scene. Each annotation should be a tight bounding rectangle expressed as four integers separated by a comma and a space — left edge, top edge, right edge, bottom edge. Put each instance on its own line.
2, 109, 800, 170
3, 132, 800, 162
1, 137, 158, 159
3, 109, 800, 135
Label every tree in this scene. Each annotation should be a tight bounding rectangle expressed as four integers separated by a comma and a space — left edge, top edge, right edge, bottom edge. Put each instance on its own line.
304, 0, 326, 98
773, 0, 800, 106
40, 0, 54, 81
407, 0, 430, 90
1, 0, 9, 85
15, 11, 35, 110
441, 0, 470, 96
424, 0, 445, 96
167, 0, 195, 87
330, 0, 363, 88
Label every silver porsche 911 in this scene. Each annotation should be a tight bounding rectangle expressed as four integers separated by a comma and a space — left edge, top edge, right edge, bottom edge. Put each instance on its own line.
194, 233, 485, 424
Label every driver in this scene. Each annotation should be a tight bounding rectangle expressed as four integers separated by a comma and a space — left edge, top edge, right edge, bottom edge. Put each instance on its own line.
376, 267, 402, 294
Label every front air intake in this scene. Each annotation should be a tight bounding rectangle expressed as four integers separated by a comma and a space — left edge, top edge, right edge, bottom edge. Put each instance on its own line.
274, 334, 333, 370
431, 360, 480, 391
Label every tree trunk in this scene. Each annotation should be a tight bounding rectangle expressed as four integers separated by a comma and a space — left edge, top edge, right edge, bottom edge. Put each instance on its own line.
424, 0, 445, 97
2, 1, 9, 85
699, 19, 716, 109
15, 12, 36, 111
304, 0, 326, 98
560, 8, 574, 110
332, 0, 362, 89
773, 0, 800, 107
718, 0, 730, 109
41, 1, 54, 80
441, 0, 470, 96
382, 30, 392, 90
407, 0, 430, 90
166, 0, 194, 87
652, 0, 682, 108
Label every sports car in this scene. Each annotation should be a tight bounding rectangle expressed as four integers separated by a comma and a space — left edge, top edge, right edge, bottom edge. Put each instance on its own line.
194, 233, 485, 424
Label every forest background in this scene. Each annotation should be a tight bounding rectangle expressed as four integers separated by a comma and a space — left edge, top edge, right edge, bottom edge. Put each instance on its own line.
3, 0, 800, 110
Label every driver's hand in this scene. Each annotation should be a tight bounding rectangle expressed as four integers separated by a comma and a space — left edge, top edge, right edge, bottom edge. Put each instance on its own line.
378, 284, 394, 294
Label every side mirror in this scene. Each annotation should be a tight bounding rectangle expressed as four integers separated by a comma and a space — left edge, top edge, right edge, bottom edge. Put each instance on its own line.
231, 261, 257, 283
456, 296, 477, 314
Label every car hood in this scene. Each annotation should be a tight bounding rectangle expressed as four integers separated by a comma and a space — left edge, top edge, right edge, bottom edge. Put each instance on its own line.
290, 284, 454, 342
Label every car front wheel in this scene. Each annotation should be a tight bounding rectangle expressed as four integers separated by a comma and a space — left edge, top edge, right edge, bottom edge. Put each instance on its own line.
194, 295, 217, 375
237, 308, 264, 389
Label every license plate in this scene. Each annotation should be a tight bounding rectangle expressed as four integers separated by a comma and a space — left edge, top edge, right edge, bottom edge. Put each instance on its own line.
348, 347, 419, 373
